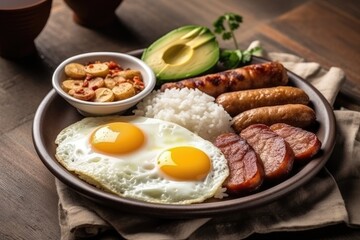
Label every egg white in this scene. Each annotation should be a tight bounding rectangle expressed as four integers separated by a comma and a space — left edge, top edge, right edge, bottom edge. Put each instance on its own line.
55, 115, 229, 204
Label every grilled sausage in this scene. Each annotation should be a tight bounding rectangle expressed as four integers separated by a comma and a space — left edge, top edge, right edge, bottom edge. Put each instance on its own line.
214, 133, 264, 194
232, 104, 316, 133
216, 86, 310, 117
160, 62, 288, 97
270, 123, 321, 163
240, 124, 294, 181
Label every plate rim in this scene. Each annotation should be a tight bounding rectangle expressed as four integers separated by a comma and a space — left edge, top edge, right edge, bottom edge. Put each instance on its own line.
32, 52, 336, 218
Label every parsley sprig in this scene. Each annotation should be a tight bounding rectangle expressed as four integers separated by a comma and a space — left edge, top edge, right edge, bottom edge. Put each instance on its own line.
213, 13, 262, 69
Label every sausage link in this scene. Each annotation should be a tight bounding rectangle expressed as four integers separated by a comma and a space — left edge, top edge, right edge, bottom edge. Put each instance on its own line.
232, 104, 316, 133
160, 62, 288, 97
216, 86, 310, 117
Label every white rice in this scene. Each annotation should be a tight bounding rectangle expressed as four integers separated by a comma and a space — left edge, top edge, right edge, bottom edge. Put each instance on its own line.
133, 88, 233, 141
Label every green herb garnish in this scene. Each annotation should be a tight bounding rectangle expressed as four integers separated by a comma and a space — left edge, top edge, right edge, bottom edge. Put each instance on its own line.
213, 13, 262, 68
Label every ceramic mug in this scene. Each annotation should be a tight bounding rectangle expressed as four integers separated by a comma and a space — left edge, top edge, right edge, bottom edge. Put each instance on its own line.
63, 0, 123, 28
0, 0, 52, 59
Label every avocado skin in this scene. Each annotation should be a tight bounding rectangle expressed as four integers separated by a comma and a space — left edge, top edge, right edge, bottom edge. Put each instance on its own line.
141, 25, 219, 82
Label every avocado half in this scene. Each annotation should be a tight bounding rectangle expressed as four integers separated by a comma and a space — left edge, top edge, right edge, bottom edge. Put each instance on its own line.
141, 25, 220, 81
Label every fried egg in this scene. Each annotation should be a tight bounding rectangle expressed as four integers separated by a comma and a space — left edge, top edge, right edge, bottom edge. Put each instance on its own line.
55, 115, 229, 204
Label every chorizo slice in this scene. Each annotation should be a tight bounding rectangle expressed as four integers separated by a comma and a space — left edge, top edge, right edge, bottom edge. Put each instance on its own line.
240, 124, 294, 181
270, 123, 322, 163
214, 133, 264, 194
232, 104, 316, 133
216, 86, 310, 117
160, 62, 288, 98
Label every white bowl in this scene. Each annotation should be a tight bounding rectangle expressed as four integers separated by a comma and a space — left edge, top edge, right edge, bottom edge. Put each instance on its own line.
52, 52, 156, 116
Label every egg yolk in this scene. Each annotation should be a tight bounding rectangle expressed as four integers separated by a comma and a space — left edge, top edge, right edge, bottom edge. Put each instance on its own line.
90, 122, 144, 154
157, 146, 211, 181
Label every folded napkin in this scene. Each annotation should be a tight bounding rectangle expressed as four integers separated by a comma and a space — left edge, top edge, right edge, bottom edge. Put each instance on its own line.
56, 42, 360, 240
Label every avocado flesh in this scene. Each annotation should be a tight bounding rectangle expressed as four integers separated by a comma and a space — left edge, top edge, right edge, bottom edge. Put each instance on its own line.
141, 25, 219, 81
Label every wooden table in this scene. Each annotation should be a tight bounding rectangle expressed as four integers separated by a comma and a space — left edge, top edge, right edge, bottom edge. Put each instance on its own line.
1, 0, 359, 239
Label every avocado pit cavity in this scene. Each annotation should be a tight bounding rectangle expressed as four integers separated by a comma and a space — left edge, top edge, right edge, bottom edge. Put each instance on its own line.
162, 44, 193, 66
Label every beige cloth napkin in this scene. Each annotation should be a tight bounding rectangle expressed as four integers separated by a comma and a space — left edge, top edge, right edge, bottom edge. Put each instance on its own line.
56, 43, 360, 239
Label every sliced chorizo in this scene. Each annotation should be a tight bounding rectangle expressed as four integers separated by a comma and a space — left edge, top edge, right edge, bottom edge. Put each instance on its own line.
240, 124, 294, 181
214, 133, 264, 194
270, 123, 321, 164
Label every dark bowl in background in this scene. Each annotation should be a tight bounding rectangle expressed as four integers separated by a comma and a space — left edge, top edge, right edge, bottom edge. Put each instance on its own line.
0, 0, 52, 59
63, 0, 123, 28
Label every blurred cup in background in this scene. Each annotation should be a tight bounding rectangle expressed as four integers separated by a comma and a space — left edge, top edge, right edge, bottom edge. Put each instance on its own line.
64, 0, 123, 28
0, 0, 52, 59
63, 0, 123, 28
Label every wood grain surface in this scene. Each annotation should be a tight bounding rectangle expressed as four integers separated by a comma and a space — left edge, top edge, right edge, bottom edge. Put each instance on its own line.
0, 0, 359, 239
